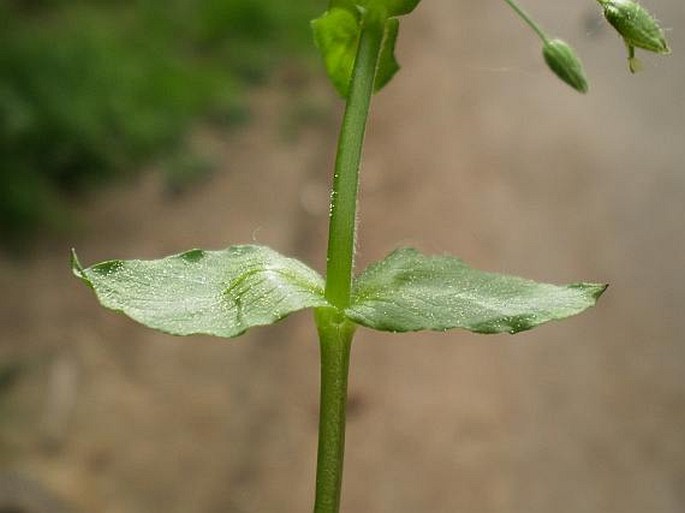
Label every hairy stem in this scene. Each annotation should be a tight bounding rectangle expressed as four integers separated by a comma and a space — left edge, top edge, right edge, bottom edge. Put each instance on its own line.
324, 16, 384, 310
314, 309, 356, 513
314, 12, 385, 513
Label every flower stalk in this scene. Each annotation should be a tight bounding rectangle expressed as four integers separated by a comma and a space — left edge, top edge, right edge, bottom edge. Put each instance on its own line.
503, 0, 588, 92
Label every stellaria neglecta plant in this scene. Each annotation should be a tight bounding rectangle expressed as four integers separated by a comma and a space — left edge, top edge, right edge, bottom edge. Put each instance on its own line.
72, 1, 670, 511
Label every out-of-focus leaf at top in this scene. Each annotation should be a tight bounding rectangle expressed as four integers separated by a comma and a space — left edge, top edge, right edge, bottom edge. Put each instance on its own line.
374, 18, 400, 93
312, 8, 361, 97
355, 0, 422, 16
312, 8, 404, 97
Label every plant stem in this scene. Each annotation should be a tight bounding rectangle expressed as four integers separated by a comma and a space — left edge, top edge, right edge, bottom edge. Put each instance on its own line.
324, 16, 384, 310
314, 13, 385, 513
314, 309, 356, 513
503, 0, 549, 43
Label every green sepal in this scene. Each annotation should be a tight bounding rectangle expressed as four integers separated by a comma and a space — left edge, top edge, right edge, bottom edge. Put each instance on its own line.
598, 0, 670, 71
542, 39, 589, 93
312, 9, 403, 97
346, 248, 607, 334
599, 0, 670, 54
71, 245, 329, 338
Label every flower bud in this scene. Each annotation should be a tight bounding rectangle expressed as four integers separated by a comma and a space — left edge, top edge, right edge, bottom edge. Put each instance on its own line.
599, 0, 670, 54
542, 39, 589, 93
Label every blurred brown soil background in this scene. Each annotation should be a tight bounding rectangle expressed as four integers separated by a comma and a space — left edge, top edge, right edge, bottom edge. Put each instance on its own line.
1, 1, 684, 512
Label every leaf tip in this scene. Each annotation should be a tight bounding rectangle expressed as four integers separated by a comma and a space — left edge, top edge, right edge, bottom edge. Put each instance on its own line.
70, 248, 84, 279
571, 282, 609, 302
593, 283, 609, 301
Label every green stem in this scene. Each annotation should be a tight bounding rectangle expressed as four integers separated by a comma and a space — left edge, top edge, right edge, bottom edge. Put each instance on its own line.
314, 309, 356, 513
503, 0, 549, 43
313, 12, 385, 513
324, 16, 384, 310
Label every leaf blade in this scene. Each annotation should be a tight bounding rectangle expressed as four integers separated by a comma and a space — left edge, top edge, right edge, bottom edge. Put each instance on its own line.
358, 0, 421, 16
374, 18, 400, 93
347, 248, 606, 334
73, 245, 328, 338
312, 9, 404, 97
312, 8, 361, 98
328, 0, 421, 17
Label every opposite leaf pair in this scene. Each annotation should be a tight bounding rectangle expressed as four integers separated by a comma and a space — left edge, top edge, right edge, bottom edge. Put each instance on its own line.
72, 245, 606, 338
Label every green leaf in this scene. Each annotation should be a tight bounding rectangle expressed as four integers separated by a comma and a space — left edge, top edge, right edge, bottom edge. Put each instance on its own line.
359, 0, 421, 16
328, 0, 421, 16
328, 0, 359, 13
347, 248, 607, 334
312, 9, 403, 97
374, 17, 400, 92
312, 8, 361, 98
387, 0, 422, 16
72, 245, 328, 338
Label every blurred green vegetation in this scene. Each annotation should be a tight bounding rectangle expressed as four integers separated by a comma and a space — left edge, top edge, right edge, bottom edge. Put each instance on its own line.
0, 0, 320, 240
